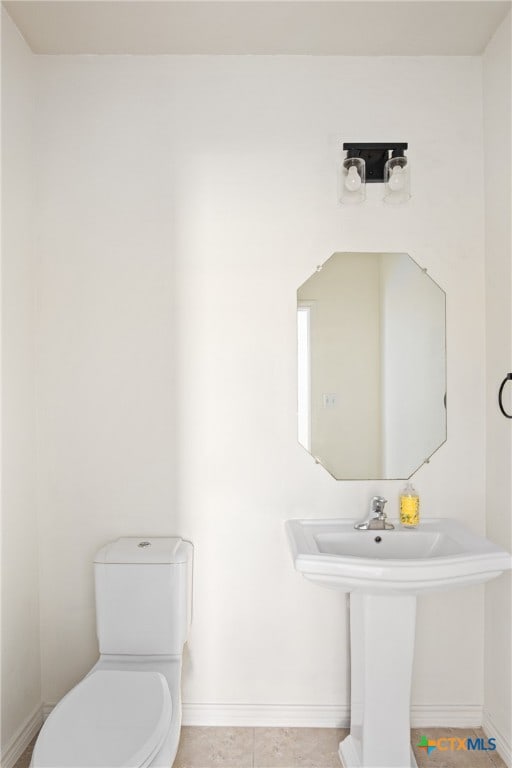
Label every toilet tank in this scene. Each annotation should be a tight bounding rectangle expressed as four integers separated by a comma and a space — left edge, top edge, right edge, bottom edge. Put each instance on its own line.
94, 537, 193, 655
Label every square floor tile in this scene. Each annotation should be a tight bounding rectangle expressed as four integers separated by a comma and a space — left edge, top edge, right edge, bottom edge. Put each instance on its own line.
174, 726, 254, 768
253, 726, 348, 768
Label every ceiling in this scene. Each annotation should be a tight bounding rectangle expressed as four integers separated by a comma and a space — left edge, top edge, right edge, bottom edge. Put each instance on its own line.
3, 1, 511, 56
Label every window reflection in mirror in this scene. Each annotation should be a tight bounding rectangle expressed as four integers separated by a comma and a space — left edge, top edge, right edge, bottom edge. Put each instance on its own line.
297, 252, 446, 480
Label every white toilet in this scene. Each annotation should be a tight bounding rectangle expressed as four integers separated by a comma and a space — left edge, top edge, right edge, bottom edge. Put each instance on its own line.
31, 537, 193, 768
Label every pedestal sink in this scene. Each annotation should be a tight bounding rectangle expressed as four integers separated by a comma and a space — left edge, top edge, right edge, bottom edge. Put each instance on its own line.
286, 518, 511, 768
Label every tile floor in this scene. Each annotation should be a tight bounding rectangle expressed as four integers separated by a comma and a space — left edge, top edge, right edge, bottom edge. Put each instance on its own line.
14, 726, 508, 768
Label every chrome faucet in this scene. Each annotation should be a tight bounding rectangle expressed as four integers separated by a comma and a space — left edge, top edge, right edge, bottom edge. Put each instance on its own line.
354, 496, 394, 530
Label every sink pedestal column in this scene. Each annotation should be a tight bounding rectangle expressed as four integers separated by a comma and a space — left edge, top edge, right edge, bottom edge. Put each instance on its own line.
339, 593, 418, 768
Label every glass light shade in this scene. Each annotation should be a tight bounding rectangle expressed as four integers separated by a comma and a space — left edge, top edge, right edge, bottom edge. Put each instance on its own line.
383, 155, 410, 204
340, 156, 366, 204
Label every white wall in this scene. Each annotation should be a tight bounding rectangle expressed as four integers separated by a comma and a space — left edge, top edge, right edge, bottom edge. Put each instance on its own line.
33, 53, 488, 717
483, 10, 512, 758
1, 7, 41, 755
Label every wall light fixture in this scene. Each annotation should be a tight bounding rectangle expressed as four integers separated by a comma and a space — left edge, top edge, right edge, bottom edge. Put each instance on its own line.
340, 143, 410, 205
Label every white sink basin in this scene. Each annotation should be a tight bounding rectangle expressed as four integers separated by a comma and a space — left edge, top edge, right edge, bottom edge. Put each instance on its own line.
286, 518, 511, 594
287, 516, 511, 767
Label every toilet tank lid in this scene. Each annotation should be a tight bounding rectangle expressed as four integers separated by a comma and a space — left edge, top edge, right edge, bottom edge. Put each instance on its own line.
95, 537, 191, 564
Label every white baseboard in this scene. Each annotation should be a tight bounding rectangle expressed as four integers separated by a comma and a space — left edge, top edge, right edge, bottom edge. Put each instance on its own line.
410, 704, 483, 728
482, 709, 511, 767
38, 700, 486, 730
0, 704, 43, 768
181, 703, 483, 728
182, 703, 350, 727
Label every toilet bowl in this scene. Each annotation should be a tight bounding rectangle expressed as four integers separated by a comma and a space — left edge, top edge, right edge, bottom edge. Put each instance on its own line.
31, 537, 192, 768
33, 671, 171, 767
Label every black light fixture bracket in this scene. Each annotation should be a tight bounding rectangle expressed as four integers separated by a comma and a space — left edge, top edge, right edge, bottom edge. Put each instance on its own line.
343, 143, 408, 183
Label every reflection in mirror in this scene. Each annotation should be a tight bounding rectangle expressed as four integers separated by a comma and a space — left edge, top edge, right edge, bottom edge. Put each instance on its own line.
297, 252, 446, 480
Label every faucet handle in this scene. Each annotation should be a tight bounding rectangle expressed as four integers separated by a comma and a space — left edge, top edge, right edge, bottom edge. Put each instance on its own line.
371, 496, 388, 517
354, 496, 392, 531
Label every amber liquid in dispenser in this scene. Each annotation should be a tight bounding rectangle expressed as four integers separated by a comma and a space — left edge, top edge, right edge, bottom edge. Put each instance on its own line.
399, 482, 420, 527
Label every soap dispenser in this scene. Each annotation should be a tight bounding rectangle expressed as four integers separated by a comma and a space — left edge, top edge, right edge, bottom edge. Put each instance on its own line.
399, 481, 420, 528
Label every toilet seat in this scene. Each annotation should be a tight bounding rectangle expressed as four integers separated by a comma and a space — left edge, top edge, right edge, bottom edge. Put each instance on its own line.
32, 670, 172, 768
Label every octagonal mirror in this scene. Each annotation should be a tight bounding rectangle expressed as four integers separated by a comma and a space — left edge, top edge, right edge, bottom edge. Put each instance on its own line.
297, 252, 446, 480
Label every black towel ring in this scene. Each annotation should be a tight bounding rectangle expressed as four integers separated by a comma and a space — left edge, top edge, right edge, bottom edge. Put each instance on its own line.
498, 373, 512, 418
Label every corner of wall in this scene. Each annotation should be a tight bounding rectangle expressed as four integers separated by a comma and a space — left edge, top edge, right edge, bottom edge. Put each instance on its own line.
482, 8, 512, 764
1, 5, 43, 761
